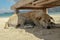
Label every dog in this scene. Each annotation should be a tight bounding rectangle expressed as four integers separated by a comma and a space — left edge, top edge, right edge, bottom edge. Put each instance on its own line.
4, 10, 54, 29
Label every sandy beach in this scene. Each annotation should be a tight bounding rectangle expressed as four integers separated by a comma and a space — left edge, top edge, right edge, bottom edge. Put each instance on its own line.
0, 14, 60, 40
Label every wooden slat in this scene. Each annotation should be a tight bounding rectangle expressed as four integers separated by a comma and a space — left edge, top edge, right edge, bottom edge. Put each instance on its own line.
11, 0, 60, 10
34, 0, 58, 6
11, 0, 34, 10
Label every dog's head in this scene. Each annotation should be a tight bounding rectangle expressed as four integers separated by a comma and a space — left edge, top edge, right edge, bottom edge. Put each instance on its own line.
36, 14, 55, 29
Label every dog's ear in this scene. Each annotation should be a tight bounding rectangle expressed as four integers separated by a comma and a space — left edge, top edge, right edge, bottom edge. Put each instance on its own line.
50, 17, 55, 22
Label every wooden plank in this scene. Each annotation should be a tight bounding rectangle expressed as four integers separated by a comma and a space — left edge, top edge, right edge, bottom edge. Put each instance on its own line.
15, 5, 42, 10
16, 4, 60, 10
11, 0, 60, 10
34, 0, 58, 6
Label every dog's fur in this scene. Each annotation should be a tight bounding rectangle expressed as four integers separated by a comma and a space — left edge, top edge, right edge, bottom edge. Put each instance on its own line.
4, 10, 54, 29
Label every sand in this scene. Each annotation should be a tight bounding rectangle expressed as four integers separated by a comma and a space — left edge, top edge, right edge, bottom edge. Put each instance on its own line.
0, 15, 60, 40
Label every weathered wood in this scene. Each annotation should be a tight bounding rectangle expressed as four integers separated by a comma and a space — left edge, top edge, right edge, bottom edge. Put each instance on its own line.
11, 0, 60, 10
11, 0, 34, 10
34, 0, 58, 6
16, 4, 60, 10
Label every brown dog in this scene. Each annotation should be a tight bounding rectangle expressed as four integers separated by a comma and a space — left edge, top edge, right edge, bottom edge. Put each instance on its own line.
4, 10, 54, 29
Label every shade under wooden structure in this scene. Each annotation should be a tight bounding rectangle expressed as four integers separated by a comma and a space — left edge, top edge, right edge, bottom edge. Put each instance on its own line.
11, 0, 60, 10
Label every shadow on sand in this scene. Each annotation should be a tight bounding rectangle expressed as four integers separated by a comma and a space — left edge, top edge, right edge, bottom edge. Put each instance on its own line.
17, 24, 60, 40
